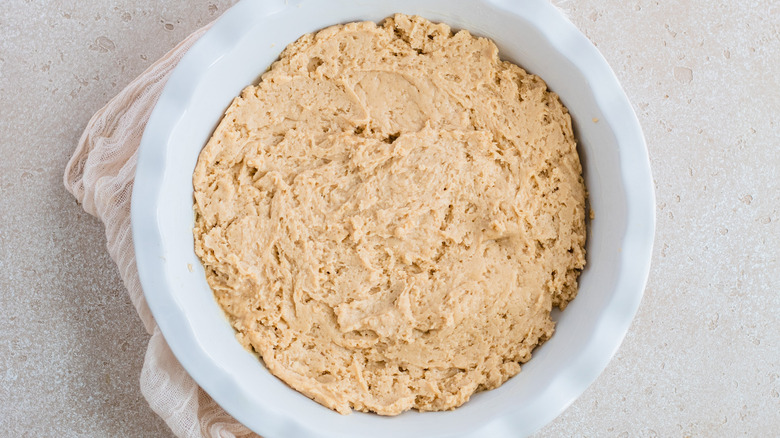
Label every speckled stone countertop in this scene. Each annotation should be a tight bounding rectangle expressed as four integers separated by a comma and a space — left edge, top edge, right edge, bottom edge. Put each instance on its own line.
0, 1, 777, 436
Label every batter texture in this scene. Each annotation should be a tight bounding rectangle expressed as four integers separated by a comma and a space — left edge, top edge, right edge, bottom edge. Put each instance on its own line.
193, 14, 586, 415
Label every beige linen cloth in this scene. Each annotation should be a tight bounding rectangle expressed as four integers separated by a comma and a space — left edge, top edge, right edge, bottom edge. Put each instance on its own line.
63, 21, 258, 438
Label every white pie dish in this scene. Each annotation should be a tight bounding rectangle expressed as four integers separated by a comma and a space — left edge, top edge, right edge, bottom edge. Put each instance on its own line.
131, 0, 655, 437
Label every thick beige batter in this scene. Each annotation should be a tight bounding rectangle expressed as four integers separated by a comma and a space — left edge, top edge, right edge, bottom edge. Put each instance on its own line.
193, 14, 586, 415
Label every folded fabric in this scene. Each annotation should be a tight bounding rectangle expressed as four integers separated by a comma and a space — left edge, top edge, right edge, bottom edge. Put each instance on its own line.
63, 20, 258, 438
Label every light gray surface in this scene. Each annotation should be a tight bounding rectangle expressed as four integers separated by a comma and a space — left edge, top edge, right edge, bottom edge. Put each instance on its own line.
0, 1, 777, 437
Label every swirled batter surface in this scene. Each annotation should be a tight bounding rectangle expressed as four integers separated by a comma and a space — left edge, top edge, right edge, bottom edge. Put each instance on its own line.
193, 14, 586, 415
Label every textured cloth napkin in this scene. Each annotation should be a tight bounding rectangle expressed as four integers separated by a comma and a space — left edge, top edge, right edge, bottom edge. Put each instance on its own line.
63, 20, 258, 438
